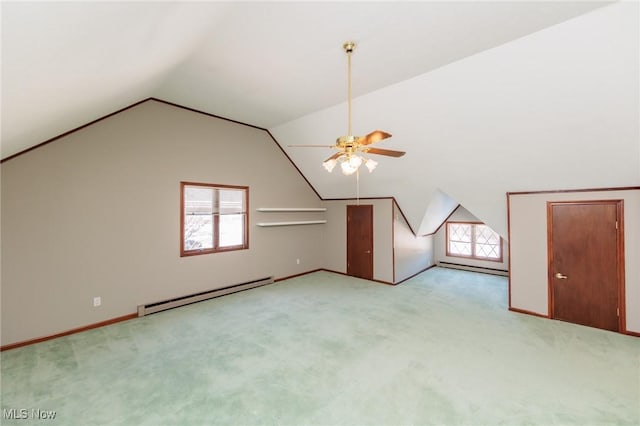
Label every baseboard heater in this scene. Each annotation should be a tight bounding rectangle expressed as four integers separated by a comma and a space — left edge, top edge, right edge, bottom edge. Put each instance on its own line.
437, 262, 508, 277
137, 276, 274, 317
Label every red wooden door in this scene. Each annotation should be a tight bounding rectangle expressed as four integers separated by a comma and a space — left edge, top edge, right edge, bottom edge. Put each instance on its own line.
347, 205, 373, 280
548, 201, 622, 331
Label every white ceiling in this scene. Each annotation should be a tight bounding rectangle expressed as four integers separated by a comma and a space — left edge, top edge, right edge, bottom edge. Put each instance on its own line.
2, 1, 609, 160
4, 1, 629, 236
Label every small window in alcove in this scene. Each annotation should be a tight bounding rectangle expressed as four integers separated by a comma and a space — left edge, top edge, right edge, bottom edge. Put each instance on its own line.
446, 222, 502, 262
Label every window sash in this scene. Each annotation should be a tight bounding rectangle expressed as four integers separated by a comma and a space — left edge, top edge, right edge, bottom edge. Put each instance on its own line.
181, 182, 248, 256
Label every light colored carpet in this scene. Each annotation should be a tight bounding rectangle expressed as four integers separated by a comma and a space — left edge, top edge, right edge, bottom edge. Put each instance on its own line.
2, 268, 639, 425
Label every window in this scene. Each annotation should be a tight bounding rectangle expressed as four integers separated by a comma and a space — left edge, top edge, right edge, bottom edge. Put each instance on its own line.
446, 222, 502, 262
180, 182, 248, 256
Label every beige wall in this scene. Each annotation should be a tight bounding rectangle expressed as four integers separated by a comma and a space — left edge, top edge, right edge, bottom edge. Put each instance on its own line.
1, 100, 326, 345
393, 202, 434, 283
322, 199, 394, 284
434, 205, 509, 271
508, 189, 640, 333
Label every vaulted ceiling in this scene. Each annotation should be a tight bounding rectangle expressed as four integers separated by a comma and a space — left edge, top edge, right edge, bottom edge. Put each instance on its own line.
4, 1, 637, 236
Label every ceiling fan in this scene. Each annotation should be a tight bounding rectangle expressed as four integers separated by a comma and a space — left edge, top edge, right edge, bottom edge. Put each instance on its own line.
289, 41, 405, 175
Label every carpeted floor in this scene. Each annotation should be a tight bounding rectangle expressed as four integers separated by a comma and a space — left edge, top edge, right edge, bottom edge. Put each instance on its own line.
2, 268, 639, 425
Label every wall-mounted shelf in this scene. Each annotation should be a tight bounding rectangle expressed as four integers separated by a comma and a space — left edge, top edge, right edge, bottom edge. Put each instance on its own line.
256, 208, 327, 212
256, 220, 327, 227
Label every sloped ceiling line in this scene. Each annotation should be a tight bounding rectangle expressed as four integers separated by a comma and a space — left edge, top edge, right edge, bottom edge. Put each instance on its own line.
0, 97, 272, 165
265, 129, 322, 200
428, 204, 462, 237
0, 98, 150, 164
3, 97, 433, 237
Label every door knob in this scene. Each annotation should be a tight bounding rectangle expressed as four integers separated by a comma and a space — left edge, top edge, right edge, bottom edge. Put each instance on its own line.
365, 250, 371, 254
555, 273, 568, 280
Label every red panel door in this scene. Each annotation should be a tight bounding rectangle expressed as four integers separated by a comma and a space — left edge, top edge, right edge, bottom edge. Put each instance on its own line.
347, 205, 373, 280
548, 201, 622, 331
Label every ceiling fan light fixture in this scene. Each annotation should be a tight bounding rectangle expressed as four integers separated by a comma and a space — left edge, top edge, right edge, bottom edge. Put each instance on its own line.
289, 41, 403, 176
365, 158, 378, 173
348, 155, 362, 169
323, 158, 338, 172
341, 160, 358, 176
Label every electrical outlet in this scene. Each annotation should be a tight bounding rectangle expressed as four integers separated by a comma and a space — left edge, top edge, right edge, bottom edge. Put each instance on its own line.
296, 258, 300, 265
93, 296, 101, 307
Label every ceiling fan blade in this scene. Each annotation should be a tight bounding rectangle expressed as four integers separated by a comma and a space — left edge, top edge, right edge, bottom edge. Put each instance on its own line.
359, 130, 392, 146
324, 152, 343, 162
288, 145, 336, 148
363, 147, 406, 157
